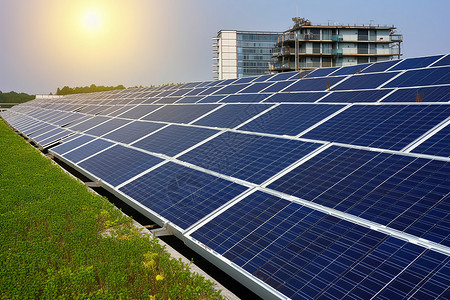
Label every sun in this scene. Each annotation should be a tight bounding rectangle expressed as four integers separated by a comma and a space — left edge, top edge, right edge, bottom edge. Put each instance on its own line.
81, 9, 102, 32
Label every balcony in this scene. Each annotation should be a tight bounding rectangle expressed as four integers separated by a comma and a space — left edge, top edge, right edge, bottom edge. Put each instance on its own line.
332, 35, 343, 41
332, 49, 343, 56
269, 62, 291, 71
272, 47, 291, 56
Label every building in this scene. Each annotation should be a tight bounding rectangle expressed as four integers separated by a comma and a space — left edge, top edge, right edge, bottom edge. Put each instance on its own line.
270, 18, 403, 72
212, 30, 281, 80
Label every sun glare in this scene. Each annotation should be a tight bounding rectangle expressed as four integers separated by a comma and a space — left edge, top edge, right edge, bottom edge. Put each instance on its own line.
82, 9, 102, 32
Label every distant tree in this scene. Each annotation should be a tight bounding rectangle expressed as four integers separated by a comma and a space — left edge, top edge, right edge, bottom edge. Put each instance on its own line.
0, 91, 34, 104
55, 84, 127, 95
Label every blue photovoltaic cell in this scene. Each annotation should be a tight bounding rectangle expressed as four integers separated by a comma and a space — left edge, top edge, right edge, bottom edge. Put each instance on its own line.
238, 82, 274, 93
319, 89, 393, 103
33, 128, 66, 144
333, 72, 399, 90
232, 76, 256, 84
287, 77, 344, 91
262, 80, 296, 93
78, 145, 163, 186
184, 88, 206, 96
132, 125, 218, 156
251, 73, 276, 82
191, 190, 450, 300
153, 97, 181, 104
107, 106, 134, 117
389, 55, 445, 71
142, 104, 219, 123
22, 122, 50, 136
117, 105, 162, 119
239, 104, 344, 136
155, 90, 173, 97
193, 104, 272, 128
361, 59, 400, 73
268, 71, 299, 81
302, 104, 450, 150
53, 113, 85, 126
216, 78, 237, 86
268, 146, 450, 246
331, 63, 371, 76
412, 125, 450, 157
308, 67, 339, 77
215, 83, 250, 95
28, 125, 57, 137
198, 86, 223, 96
119, 162, 248, 229
170, 89, 191, 97
179, 132, 321, 184
63, 139, 114, 163
219, 93, 270, 103
384, 66, 450, 88
197, 95, 227, 103
432, 54, 450, 67
84, 118, 130, 136
38, 130, 72, 146
176, 96, 204, 103
67, 116, 110, 132
102, 121, 166, 144
50, 135, 95, 155
263, 92, 328, 103
382, 85, 450, 102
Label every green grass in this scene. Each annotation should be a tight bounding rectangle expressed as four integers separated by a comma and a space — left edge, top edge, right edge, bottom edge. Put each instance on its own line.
0, 119, 223, 299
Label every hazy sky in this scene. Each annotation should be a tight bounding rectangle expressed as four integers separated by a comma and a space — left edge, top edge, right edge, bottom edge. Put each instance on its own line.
1, 0, 449, 94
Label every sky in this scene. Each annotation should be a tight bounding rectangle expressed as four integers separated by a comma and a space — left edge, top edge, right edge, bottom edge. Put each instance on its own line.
0, 0, 449, 95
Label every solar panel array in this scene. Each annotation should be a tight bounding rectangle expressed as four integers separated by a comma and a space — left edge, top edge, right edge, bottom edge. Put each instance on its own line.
2, 54, 450, 299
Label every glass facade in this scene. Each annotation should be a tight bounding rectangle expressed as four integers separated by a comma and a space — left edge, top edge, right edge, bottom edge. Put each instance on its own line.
236, 32, 279, 78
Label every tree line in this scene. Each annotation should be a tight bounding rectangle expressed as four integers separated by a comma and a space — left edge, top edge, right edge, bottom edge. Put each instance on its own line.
56, 84, 126, 95
0, 91, 34, 104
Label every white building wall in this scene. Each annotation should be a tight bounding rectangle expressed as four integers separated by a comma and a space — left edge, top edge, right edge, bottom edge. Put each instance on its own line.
341, 29, 358, 41
218, 30, 237, 80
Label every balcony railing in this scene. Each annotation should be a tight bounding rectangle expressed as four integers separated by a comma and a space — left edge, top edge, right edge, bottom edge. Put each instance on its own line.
269, 62, 291, 71
332, 35, 343, 41
332, 49, 343, 56
272, 47, 291, 56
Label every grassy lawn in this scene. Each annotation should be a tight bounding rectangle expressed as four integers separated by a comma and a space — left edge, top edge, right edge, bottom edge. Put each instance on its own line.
0, 119, 222, 299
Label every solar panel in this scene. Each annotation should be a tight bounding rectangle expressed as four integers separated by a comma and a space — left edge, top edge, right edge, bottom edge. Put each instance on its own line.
84, 118, 130, 136
219, 93, 270, 103
389, 55, 445, 71
178, 132, 321, 184
190, 190, 449, 299
432, 54, 450, 67
331, 63, 371, 76
384, 66, 450, 88
102, 121, 166, 144
308, 67, 339, 77
239, 104, 345, 136
301, 104, 450, 150
268, 146, 450, 245
382, 85, 450, 102
332, 72, 400, 90
2, 53, 449, 300
78, 145, 163, 187
131, 125, 218, 156
193, 104, 272, 128
287, 77, 344, 91
411, 124, 450, 157
319, 89, 393, 103
142, 104, 220, 123
119, 162, 248, 230
263, 92, 327, 103
63, 139, 114, 163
